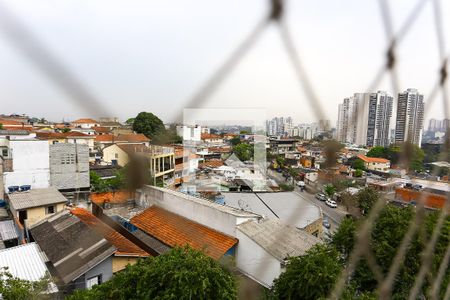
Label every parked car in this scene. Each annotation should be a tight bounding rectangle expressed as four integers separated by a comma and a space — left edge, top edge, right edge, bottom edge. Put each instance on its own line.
322, 216, 331, 229
326, 199, 337, 208
316, 193, 327, 201
297, 181, 306, 187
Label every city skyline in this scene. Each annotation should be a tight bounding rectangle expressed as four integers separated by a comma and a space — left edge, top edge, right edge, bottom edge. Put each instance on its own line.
0, 0, 449, 124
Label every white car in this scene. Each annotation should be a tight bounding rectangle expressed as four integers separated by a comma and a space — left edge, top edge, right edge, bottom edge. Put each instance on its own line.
297, 181, 305, 187
326, 199, 337, 208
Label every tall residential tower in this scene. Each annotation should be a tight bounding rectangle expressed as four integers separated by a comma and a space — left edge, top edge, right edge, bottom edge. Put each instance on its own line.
395, 88, 424, 146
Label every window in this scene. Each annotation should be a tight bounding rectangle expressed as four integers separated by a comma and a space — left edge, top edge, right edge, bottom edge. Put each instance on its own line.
1, 149, 7, 157
46, 205, 55, 214
86, 275, 102, 289
61, 153, 75, 165
115, 153, 119, 159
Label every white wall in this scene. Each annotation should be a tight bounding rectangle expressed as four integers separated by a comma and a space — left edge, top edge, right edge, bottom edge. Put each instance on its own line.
176, 126, 201, 142
235, 229, 282, 288
4, 140, 50, 189
138, 186, 258, 237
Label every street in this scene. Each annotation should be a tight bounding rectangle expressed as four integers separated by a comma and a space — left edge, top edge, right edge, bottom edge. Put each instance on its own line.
267, 169, 348, 232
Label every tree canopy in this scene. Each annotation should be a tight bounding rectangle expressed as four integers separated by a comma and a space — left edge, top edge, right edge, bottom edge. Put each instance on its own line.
132, 112, 165, 139
68, 246, 237, 300
232, 143, 253, 162
272, 198, 450, 299
0, 268, 51, 300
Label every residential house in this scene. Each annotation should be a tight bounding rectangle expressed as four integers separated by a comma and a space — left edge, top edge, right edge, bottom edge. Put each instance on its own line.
176, 125, 201, 142
2, 139, 50, 190
29, 210, 115, 292
0, 219, 19, 248
70, 207, 149, 273
0, 118, 33, 131
0, 130, 36, 140
357, 154, 391, 173
71, 118, 100, 129
36, 131, 96, 152
0, 243, 58, 294
93, 126, 112, 135
130, 206, 238, 260
201, 133, 223, 145
102, 144, 175, 186
269, 138, 299, 154
99, 117, 122, 130
7, 187, 67, 228
174, 147, 199, 187
49, 143, 90, 200
236, 218, 321, 288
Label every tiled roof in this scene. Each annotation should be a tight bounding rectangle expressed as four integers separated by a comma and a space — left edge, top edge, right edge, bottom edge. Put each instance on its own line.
130, 206, 238, 260
36, 131, 92, 140
71, 118, 98, 124
95, 134, 121, 143
199, 159, 224, 169
357, 154, 390, 163
0, 119, 28, 126
8, 187, 67, 210
116, 133, 150, 143
29, 210, 116, 284
201, 133, 222, 140
70, 207, 148, 257
93, 126, 112, 133
117, 144, 149, 155
208, 147, 231, 153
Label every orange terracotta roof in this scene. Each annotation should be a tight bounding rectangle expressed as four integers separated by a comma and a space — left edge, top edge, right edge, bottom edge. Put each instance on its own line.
199, 159, 224, 169
131, 206, 237, 260
357, 154, 390, 163
116, 133, 150, 143
71, 118, 98, 124
208, 147, 231, 153
36, 131, 93, 140
0, 119, 27, 126
95, 134, 123, 143
93, 126, 111, 133
90, 190, 133, 205
70, 207, 149, 257
201, 133, 222, 140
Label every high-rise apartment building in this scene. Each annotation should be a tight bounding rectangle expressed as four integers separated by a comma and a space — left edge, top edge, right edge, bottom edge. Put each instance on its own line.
336, 91, 393, 146
395, 88, 425, 146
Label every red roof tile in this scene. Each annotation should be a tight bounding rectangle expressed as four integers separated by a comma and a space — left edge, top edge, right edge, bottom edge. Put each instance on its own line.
71, 118, 99, 124
93, 126, 112, 133
116, 133, 150, 143
130, 206, 237, 260
201, 133, 222, 140
70, 207, 149, 257
199, 159, 224, 169
357, 154, 390, 164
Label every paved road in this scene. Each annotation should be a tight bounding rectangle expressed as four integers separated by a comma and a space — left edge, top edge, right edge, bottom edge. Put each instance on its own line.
267, 169, 348, 232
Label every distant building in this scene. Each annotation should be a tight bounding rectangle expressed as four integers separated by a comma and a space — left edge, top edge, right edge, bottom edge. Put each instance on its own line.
357, 154, 390, 173
336, 91, 393, 146
395, 88, 424, 146
71, 118, 100, 129
49, 143, 90, 199
176, 125, 201, 142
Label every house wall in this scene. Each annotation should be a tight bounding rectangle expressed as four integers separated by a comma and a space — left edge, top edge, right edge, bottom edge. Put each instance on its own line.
137, 186, 258, 237
49, 143, 90, 190
24, 203, 66, 227
235, 229, 281, 288
112, 256, 139, 273
103, 145, 129, 167
72, 256, 113, 290
66, 138, 95, 152
365, 162, 390, 172
303, 217, 323, 238
3, 140, 50, 189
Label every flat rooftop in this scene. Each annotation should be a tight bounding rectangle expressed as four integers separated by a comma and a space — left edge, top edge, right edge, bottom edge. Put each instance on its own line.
222, 192, 321, 229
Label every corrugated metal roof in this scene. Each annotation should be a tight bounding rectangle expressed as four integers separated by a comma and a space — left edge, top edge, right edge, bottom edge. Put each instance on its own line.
0, 220, 18, 241
8, 187, 67, 210
237, 218, 322, 262
0, 243, 58, 293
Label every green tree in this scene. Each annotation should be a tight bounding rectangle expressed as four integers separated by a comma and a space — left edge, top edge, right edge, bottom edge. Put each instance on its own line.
367, 146, 389, 158
151, 125, 182, 145
0, 123, 3, 130
61, 127, 71, 133
324, 184, 336, 198
354, 169, 363, 177
89, 171, 109, 193
331, 217, 356, 261
356, 187, 379, 216
229, 136, 241, 146
352, 158, 365, 170
132, 112, 165, 139
0, 268, 51, 300
271, 244, 342, 300
275, 156, 285, 169
232, 143, 253, 161
67, 246, 237, 300
125, 118, 135, 126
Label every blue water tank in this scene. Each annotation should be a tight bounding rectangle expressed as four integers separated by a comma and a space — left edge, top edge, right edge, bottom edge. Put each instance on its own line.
20, 185, 31, 192
215, 195, 225, 205
8, 186, 20, 193
0, 200, 6, 207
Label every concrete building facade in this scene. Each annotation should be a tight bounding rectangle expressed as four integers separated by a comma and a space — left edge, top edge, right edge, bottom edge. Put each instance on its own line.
395, 88, 425, 146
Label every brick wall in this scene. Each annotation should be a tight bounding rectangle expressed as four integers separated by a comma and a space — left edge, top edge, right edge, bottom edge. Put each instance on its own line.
395, 188, 448, 210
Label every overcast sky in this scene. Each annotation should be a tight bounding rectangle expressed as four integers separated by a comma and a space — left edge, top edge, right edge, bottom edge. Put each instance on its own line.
0, 0, 449, 126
